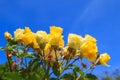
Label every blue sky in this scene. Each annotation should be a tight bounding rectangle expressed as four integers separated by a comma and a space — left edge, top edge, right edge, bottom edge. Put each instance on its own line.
0, 0, 120, 75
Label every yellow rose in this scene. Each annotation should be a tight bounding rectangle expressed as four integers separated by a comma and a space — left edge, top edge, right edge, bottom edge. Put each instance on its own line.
50, 26, 63, 35
36, 31, 48, 44
4, 32, 13, 40
14, 28, 24, 41
68, 34, 83, 49
84, 34, 96, 43
22, 27, 35, 44
22, 33, 35, 44
80, 41, 98, 62
48, 26, 64, 48
21, 27, 39, 49
99, 53, 111, 66
48, 34, 63, 46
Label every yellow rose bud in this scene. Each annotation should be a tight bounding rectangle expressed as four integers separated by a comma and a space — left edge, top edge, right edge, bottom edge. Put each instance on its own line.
99, 53, 111, 66
36, 31, 48, 44
68, 34, 83, 49
4, 32, 13, 40
80, 41, 98, 62
14, 28, 24, 41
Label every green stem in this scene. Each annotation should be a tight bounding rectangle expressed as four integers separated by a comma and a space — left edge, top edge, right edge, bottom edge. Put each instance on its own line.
7, 57, 12, 72
57, 59, 69, 79
54, 49, 58, 61
59, 57, 79, 79
23, 46, 28, 68
43, 50, 48, 79
46, 66, 50, 80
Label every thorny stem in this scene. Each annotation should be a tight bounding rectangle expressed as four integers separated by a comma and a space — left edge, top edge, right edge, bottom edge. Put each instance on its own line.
76, 65, 93, 80
76, 58, 100, 80
70, 57, 79, 65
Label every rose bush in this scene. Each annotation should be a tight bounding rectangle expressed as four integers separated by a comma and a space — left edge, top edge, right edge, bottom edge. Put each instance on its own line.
0, 26, 110, 80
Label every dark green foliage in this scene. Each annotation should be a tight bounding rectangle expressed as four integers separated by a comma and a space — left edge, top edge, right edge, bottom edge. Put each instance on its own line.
84, 73, 98, 80
0, 59, 45, 80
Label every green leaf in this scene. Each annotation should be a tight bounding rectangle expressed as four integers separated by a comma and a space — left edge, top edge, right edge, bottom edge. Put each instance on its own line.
73, 65, 84, 77
5, 45, 16, 51
17, 49, 35, 58
28, 59, 41, 70
50, 78, 58, 80
0, 62, 10, 73
0, 65, 5, 77
8, 39, 18, 45
25, 72, 41, 80
2, 72, 23, 80
84, 73, 98, 80
61, 73, 74, 80
19, 52, 35, 58
4, 40, 18, 52
31, 61, 41, 71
